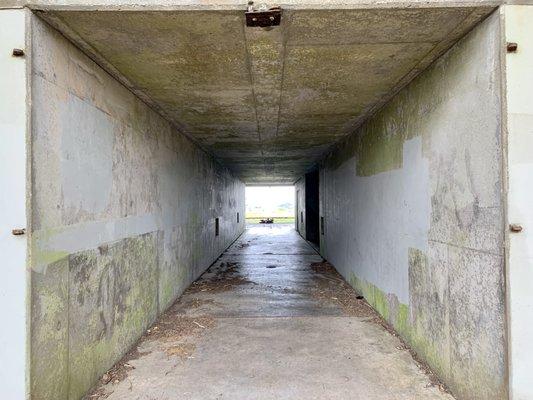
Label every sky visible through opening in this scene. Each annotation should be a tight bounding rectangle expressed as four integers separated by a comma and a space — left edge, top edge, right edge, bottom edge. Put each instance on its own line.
246, 186, 295, 222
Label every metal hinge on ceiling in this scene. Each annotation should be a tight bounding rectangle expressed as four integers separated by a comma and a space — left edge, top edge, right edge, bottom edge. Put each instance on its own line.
245, 2, 282, 28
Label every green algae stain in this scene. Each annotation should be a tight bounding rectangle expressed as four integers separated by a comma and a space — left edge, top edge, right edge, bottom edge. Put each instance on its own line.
67, 233, 159, 400
323, 52, 440, 177
346, 268, 448, 382
394, 303, 410, 338
31, 232, 161, 400
31, 226, 71, 271
356, 124, 404, 177
31, 258, 70, 400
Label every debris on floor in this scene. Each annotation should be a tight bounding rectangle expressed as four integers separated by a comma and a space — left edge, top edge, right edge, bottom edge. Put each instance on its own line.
308, 260, 451, 394
165, 343, 197, 359
84, 344, 150, 399
181, 297, 216, 309
309, 260, 376, 318
146, 314, 215, 342
187, 261, 255, 293
85, 302, 216, 399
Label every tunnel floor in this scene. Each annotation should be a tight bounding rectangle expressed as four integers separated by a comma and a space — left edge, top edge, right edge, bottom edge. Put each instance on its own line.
88, 224, 454, 400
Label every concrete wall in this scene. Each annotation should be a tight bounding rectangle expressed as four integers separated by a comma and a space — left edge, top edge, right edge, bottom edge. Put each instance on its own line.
29, 15, 245, 400
504, 5, 533, 399
295, 178, 306, 238
0, 9, 29, 400
319, 12, 506, 400
296, 170, 320, 244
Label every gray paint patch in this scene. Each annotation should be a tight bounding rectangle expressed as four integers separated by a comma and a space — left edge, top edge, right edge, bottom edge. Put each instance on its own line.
61, 93, 114, 217
326, 137, 430, 304
32, 214, 160, 272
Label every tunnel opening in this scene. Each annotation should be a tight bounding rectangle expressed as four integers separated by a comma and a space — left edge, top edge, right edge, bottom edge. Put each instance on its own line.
245, 185, 295, 225
4, 3, 527, 400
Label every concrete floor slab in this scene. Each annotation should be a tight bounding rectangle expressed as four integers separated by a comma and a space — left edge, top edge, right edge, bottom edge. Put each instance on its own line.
86, 224, 454, 400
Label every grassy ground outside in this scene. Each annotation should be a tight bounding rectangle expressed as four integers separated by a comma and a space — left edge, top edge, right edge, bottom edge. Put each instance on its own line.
246, 217, 295, 224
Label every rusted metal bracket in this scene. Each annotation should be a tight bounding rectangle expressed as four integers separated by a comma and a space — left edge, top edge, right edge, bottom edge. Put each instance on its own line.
510, 223, 523, 233
12, 48, 24, 57
507, 42, 518, 53
245, 2, 281, 28
12, 228, 26, 236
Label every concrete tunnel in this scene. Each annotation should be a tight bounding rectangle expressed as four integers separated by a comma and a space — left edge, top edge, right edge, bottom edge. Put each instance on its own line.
1, 1, 532, 399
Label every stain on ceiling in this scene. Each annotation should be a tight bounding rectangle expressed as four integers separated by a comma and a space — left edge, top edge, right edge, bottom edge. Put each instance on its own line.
39, 6, 493, 183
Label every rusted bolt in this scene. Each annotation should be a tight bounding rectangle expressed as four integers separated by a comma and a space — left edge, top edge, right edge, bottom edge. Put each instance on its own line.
510, 224, 523, 233
507, 42, 518, 53
12, 48, 24, 57
12, 228, 26, 236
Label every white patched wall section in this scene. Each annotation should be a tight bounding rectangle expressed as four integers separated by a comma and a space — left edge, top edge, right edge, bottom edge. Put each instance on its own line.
0, 8, 29, 400
504, 5, 533, 400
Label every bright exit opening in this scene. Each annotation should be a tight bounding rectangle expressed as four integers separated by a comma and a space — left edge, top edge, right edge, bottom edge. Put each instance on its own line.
245, 186, 295, 225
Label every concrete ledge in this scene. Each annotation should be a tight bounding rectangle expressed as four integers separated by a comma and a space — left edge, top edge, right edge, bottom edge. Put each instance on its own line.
1, 0, 511, 11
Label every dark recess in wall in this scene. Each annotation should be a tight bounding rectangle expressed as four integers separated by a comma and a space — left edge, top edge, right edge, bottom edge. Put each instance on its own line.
305, 170, 320, 245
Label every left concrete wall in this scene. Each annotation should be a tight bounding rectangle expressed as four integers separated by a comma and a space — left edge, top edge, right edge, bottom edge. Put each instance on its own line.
29, 15, 245, 400
0, 8, 29, 400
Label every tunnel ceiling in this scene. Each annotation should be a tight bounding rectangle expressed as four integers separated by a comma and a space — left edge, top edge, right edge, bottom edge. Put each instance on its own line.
39, 6, 493, 184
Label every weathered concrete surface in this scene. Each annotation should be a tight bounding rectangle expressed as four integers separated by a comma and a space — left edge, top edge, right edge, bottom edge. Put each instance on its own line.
504, 5, 533, 399
29, 15, 245, 400
1, 0, 517, 12
88, 224, 455, 400
317, 12, 506, 400
295, 177, 306, 238
32, 6, 495, 184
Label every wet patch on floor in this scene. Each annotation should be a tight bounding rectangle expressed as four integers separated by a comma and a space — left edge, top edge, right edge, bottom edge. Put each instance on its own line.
237, 241, 251, 249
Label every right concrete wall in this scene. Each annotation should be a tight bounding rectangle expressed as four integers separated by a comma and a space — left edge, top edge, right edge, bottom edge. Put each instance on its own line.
320, 12, 506, 400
